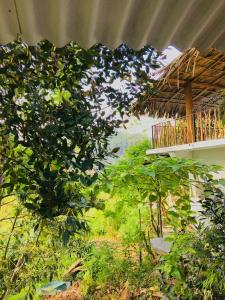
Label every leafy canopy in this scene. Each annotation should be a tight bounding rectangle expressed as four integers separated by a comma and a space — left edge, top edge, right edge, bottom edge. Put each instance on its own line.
0, 40, 161, 218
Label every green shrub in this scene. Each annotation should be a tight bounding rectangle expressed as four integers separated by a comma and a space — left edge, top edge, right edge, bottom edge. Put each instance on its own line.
81, 241, 158, 298
160, 184, 225, 299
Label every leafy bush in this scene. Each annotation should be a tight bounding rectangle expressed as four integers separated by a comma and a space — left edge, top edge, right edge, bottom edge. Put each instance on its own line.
87, 141, 225, 299
98, 140, 220, 237
81, 241, 159, 299
1, 140, 224, 299
161, 184, 225, 299
0, 199, 90, 299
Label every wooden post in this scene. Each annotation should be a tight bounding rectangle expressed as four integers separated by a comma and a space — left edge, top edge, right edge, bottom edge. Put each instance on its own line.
184, 82, 194, 143
199, 111, 203, 141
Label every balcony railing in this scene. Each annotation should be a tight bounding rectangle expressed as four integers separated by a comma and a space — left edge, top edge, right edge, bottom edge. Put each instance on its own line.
152, 108, 225, 149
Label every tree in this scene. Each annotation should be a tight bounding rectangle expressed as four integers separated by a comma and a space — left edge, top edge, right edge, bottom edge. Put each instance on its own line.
0, 40, 161, 219
98, 140, 221, 237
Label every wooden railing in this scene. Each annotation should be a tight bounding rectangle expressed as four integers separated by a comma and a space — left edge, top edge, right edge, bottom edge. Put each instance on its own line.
152, 108, 225, 149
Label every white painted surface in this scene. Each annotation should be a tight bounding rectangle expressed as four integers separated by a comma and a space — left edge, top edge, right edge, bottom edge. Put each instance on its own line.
147, 138, 225, 156
148, 140, 225, 181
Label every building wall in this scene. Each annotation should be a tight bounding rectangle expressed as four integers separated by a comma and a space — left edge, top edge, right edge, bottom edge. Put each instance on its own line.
192, 147, 225, 167
171, 147, 225, 177
169, 146, 225, 220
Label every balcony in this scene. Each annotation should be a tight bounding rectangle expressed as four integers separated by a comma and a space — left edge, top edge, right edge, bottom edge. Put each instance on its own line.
152, 108, 225, 150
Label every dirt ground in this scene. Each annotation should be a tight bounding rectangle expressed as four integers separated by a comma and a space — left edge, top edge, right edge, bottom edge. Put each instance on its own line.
44, 281, 134, 300
44, 282, 164, 300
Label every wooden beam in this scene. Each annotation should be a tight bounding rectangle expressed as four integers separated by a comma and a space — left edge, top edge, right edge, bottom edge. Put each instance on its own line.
148, 98, 185, 105
174, 69, 225, 80
194, 50, 225, 70
191, 52, 225, 81
193, 69, 225, 101
184, 82, 194, 143
162, 78, 224, 90
162, 52, 225, 108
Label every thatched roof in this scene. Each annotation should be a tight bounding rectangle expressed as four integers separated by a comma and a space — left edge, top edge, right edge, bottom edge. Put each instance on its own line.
135, 48, 225, 117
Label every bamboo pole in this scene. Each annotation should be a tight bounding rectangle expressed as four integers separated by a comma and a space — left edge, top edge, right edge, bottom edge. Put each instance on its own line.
199, 111, 203, 141
184, 82, 194, 143
214, 108, 217, 139
209, 109, 212, 140
218, 109, 222, 138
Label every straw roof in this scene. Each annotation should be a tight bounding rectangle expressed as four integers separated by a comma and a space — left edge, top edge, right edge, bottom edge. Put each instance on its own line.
135, 48, 225, 117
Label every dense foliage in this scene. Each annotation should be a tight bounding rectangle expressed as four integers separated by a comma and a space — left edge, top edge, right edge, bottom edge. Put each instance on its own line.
79, 141, 225, 299
1, 140, 225, 299
1, 39, 224, 299
0, 197, 92, 299
0, 40, 160, 219
97, 140, 220, 237
0, 41, 162, 299
161, 182, 225, 299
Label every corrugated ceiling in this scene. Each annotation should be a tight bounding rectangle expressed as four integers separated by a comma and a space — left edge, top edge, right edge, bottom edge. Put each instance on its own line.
1, 0, 225, 50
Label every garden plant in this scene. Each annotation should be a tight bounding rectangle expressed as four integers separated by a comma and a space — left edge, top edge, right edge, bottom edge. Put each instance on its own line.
0, 40, 224, 299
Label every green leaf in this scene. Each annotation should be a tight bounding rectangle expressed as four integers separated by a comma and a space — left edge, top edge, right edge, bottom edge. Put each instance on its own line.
172, 269, 182, 279
62, 90, 71, 101
168, 211, 179, 218
148, 194, 157, 202
218, 178, 225, 187
62, 230, 70, 245
111, 147, 120, 154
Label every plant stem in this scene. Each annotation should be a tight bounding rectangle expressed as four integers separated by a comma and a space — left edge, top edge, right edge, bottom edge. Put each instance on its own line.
157, 197, 163, 237
149, 202, 159, 236
3, 211, 19, 260
138, 208, 142, 266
